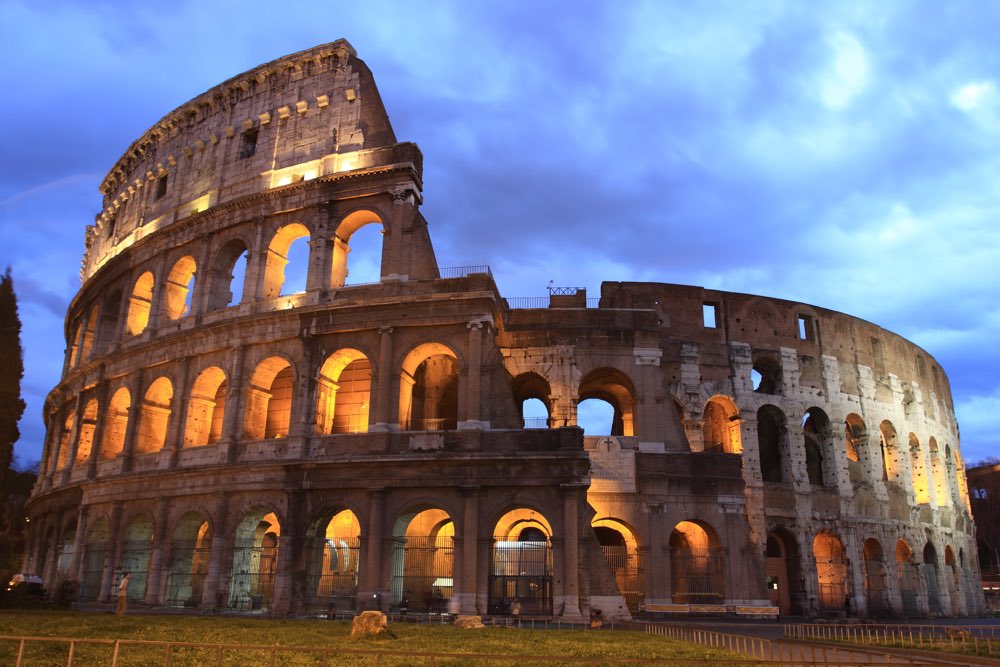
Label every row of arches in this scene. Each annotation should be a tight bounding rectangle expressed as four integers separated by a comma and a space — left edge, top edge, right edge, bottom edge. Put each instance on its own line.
766, 529, 978, 617
67, 212, 386, 371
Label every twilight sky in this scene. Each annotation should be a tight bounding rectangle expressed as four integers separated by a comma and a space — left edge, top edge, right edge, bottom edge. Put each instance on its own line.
1, 1, 998, 467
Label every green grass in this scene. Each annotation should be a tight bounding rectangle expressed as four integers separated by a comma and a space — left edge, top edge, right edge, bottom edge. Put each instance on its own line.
0, 610, 746, 665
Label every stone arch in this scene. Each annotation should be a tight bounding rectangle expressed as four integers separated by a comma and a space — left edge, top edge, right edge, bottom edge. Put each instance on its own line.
305, 507, 362, 612
331, 209, 386, 288
56, 519, 78, 579
757, 404, 788, 484
207, 237, 250, 310
125, 271, 155, 336
136, 376, 173, 454
578, 367, 636, 437
813, 531, 848, 612
101, 387, 131, 460
909, 433, 930, 504
68, 322, 83, 368
803, 407, 836, 487
751, 352, 782, 395
162, 255, 197, 320
669, 520, 724, 604
844, 413, 865, 482
75, 398, 99, 466
316, 348, 371, 434
944, 544, 961, 615
79, 516, 110, 602
592, 517, 643, 612
245, 356, 294, 440
766, 527, 804, 616
923, 541, 942, 614
390, 506, 455, 612
702, 395, 741, 454
896, 539, 918, 615
511, 372, 552, 429
80, 304, 99, 363
164, 511, 212, 607
118, 513, 155, 603
54, 411, 75, 472
929, 437, 949, 506
399, 342, 460, 431
262, 222, 310, 299
879, 420, 897, 482
490, 507, 554, 616
229, 508, 281, 610
97, 288, 122, 352
862, 538, 888, 616
184, 366, 227, 446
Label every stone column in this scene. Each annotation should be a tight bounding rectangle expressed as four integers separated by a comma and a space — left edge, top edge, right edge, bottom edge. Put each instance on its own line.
86, 374, 111, 479
220, 345, 245, 462
370, 327, 394, 432
190, 233, 213, 323
383, 188, 416, 281
645, 502, 670, 604
68, 505, 89, 585
145, 498, 171, 604
60, 392, 85, 484
459, 321, 484, 430
458, 486, 480, 613
202, 493, 230, 608
289, 336, 313, 442
165, 356, 191, 468
145, 257, 168, 333
120, 369, 145, 473
272, 492, 304, 614
361, 489, 385, 609
245, 217, 268, 304
560, 484, 584, 619
99, 503, 124, 602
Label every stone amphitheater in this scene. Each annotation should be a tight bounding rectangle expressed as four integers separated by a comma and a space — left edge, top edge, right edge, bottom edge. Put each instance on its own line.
25, 40, 984, 620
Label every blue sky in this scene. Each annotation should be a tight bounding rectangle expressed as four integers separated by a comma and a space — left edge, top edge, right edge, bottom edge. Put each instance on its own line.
1, 1, 998, 466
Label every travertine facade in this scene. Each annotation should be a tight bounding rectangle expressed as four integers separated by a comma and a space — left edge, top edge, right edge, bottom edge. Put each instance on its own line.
26, 41, 984, 619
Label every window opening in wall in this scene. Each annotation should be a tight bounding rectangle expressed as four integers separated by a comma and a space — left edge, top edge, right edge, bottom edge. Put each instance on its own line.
280, 235, 310, 296
105, 208, 118, 239
577, 398, 615, 436
521, 398, 549, 429
797, 315, 815, 341
750, 369, 763, 391
343, 223, 382, 285
155, 174, 168, 200
229, 251, 248, 306
751, 356, 781, 394
239, 127, 259, 159
702, 303, 718, 328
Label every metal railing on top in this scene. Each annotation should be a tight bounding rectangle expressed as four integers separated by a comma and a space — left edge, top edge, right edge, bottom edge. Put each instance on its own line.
786, 621, 1000, 656
438, 265, 493, 279
506, 297, 602, 309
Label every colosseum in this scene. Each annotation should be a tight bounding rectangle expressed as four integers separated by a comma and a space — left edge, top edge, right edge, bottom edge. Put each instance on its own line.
24, 40, 984, 621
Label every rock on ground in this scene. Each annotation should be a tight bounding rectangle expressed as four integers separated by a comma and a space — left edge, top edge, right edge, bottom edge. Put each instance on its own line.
453, 615, 485, 629
350, 610, 389, 638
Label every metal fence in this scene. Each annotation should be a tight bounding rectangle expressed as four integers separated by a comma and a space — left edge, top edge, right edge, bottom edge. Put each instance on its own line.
438, 265, 493, 279
786, 621, 1000, 656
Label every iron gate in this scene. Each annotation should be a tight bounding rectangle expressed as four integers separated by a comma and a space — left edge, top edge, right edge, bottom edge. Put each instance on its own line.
897, 565, 919, 616
670, 548, 725, 604
488, 539, 553, 615
164, 542, 211, 607
390, 536, 454, 612
311, 537, 360, 613
228, 541, 277, 610
601, 545, 644, 612
78, 544, 108, 602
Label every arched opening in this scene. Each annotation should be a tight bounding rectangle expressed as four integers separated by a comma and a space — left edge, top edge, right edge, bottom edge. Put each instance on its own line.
757, 405, 787, 484
117, 515, 154, 603
702, 396, 741, 453
97, 289, 122, 352
184, 367, 227, 447
803, 408, 835, 487
331, 211, 385, 287
578, 368, 635, 436
390, 508, 454, 612
207, 239, 249, 310
55, 412, 75, 472
944, 545, 961, 615
862, 538, 888, 616
878, 420, 896, 482
229, 510, 280, 610
910, 434, 930, 504
766, 529, 804, 615
813, 532, 848, 612
75, 399, 99, 466
896, 539, 918, 616
593, 518, 643, 613
244, 357, 293, 440
577, 398, 615, 436
929, 438, 949, 507
670, 520, 724, 604
306, 509, 361, 613
844, 414, 865, 483
164, 513, 212, 607
101, 387, 131, 460
136, 377, 173, 454
163, 255, 197, 320
80, 304, 99, 362
261, 223, 310, 299
511, 372, 552, 429
68, 323, 82, 368
79, 517, 110, 602
751, 354, 782, 394
315, 349, 371, 434
56, 521, 77, 579
399, 343, 459, 431
924, 541, 942, 614
125, 271, 155, 336
490, 508, 553, 615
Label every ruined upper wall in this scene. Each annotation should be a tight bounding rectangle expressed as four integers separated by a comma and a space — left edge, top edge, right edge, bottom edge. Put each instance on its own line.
82, 39, 406, 281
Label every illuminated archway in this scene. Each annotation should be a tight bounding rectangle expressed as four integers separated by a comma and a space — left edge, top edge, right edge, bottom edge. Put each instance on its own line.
136, 376, 173, 454
390, 508, 454, 612
813, 531, 847, 612
490, 508, 553, 615
229, 509, 280, 610
862, 538, 887, 616
592, 518, 643, 612
125, 271, 155, 336
184, 366, 227, 446
765, 529, 804, 615
669, 520, 724, 604
163, 255, 197, 320
844, 414, 865, 483
578, 368, 635, 436
399, 343, 459, 431
207, 239, 249, 310
511, 372, 552, 429
54, 412, 75, 472
331, 210, 385, 288
101, 387, 131, 460
117, 515, 154, 603
896, 539, 918, 615
306, 509, 361, 613
910, 434, 930, 504
164, 513, 212, 607
262, 223, 310, 299
244, 357, 293, 440
316, 349, 371, 434
702, 396, 741, 453
75, 398, 99, 466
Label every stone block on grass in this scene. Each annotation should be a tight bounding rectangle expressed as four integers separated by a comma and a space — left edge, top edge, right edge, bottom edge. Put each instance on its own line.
350, 610, 389, 638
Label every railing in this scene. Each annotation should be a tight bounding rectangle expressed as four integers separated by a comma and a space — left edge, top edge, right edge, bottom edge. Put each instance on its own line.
523, 417, 549, 429
786, 622, 1000, 656
438, 265, 493, 279
506, 297, 602, 309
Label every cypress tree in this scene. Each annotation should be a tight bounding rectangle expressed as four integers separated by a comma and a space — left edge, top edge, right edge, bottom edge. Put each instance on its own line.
0, 267, 25, 476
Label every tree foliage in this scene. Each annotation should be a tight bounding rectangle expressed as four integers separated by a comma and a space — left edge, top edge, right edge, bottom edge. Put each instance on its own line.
0, 267, 25, 476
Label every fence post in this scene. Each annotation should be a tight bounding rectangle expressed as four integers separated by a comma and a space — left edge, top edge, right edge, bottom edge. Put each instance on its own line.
111, 640, 121, 667
15, 639, 25, 667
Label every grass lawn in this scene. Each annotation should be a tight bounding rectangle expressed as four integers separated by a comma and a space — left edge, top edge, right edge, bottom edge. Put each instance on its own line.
0, 610, 746, 665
